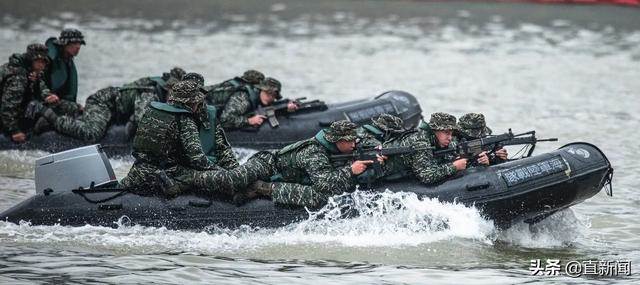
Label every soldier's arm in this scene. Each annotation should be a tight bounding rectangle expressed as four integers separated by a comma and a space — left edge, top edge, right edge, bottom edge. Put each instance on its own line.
299, 145, 355, 196
1, 75, 27, 135
52, 99, 81, 116
133, 92, 158, 123
214, 125, 240, 169
38, 78, 50, 101
178, 115, 213, 170
219, 92, 251, 129
411, 140, 457, 185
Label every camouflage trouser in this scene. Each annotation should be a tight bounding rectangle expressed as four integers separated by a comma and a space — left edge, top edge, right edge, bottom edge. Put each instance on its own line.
50, 99, 82, 116
271, 182, 341, 208
119, 161, 164, 193
121, 152, 275, 196
53, 87, 118, 143
187, 152, 275, 195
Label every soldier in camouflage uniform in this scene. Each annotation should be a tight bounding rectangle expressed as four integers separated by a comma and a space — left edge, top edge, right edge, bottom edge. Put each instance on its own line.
413, 112, 469, 184
207, 72, 298, 129
34, 67, 185, 142
457, 113, 508, 165
250, 120, 376, 208
356, 113, 451, 184
204, 69, 264, 108
0, 44, 51, 142
121, 80, 273, 199
43, 28, 86, 116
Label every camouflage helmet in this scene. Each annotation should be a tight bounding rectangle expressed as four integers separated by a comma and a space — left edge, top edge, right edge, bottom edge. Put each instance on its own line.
256, 77, 282, 99
372, 113, 405, 133
57, 28, 86, 45
183, 72, 205, 87
25, 43, 49, 63
458, 113, 492, 138
168, 80, 205, 106
241, 69, 265, 84
162, 67, 186, 90
324, 120, 358, 143
428, 112, 458, 131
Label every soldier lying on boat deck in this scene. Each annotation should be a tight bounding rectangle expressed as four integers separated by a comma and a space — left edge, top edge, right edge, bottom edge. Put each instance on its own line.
245, 120, 385, 208
204, 70, 299, 129
27, 67, 186, 142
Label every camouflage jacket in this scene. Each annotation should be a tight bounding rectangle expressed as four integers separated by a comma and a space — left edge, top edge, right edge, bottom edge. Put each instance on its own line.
275, 138, 355, 196
0, 53, 49, 135
408, 128, 458, 184
205, 79, 260, 129
132, 106, 211, 171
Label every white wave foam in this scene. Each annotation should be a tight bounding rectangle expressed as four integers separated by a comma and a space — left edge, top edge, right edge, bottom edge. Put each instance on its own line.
497, 209, 589, 248
1, 190, 497, 254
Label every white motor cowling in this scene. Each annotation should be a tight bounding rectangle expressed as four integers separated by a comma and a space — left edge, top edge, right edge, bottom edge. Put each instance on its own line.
34, 144, 117, 194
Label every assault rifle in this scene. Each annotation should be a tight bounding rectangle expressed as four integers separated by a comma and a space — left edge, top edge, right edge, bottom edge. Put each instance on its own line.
330, 145, 431, 185
434, 129, 558, 165
255, 97, 328, 127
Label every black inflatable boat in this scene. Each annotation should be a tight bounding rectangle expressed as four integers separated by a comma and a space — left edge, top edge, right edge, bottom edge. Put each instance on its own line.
0, 91, 422, 156
0, 142, 613, 230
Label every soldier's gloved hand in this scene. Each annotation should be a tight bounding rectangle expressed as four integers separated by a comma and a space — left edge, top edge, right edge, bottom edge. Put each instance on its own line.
477, 151, 490, 165
351, 160, 374, 175
45, 93, 60, 104
287, 102, 299, 112
453, 158, 468, 171
248, 114, 267, 126
11, 132, 26, 143
495, 148, 508, 160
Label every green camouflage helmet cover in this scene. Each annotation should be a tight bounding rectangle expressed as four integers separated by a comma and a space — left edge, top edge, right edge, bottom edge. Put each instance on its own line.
256, 77, 282, 99
57, 28, 86, 45
458, 113, 492, 138
241, 69, 265, 84
167, 80, 205, 106
162, 67, 186, 89
428, 112, 458, 131
324, 120, 358, 143
372, 113, 405, 133
183, 72, 205, 87
25, 43, 50, 63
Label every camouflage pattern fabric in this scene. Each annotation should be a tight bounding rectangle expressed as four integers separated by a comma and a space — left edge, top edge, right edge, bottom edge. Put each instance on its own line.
183, 72, 204, 87
457, 113, 492, 139
56, 28, 86, 45
256, 77, 282, 99
0, 53, 51, 135
168, 80, 205, 106
120, 106, 215, 192
324, 120, 358, 142
187, 151, 274, 196
372, 113, 404, 133
427, 112, 458, 131
51, 82, 158, 142
380, 130, 457, 184
272, 140, 355, 208
240, 70, 264, 84
218, 91, 254, 128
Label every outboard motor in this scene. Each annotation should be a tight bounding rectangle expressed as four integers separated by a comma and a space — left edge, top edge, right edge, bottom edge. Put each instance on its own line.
34, 144, 117, 194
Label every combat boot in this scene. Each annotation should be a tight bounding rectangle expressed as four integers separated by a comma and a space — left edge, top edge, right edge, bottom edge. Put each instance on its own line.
32, 117, 51, 134
42, 108, 58, 123
232, 180, 275, 206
